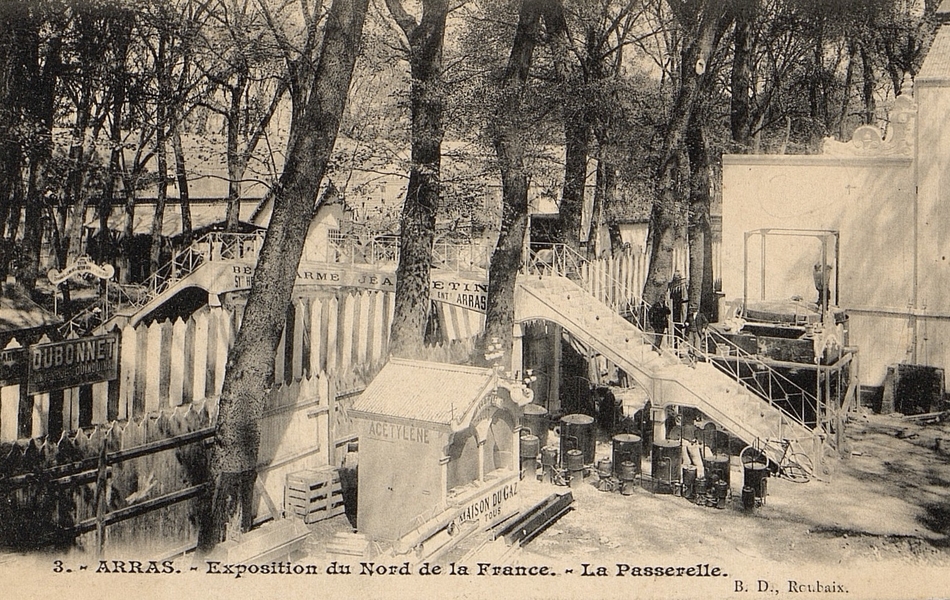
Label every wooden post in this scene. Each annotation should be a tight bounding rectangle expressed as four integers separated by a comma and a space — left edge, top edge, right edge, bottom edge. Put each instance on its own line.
325, 374, 336, 467
94, 436, 108, 557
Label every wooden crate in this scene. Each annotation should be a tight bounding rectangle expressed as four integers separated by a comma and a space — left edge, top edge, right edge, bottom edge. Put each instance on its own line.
285, 467, 345, 524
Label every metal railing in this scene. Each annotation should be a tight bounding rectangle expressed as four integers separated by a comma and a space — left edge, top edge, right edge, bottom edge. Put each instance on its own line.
522, 242, 817, 436
523, 243, 642, 315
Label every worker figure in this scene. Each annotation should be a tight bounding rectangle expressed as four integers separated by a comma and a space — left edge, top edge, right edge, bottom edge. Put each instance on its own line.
681, 415, 705, 479
669, 272, 688, 344
649, 300, 671, 352
813, 263, 832, 308
686, 309, 709, 356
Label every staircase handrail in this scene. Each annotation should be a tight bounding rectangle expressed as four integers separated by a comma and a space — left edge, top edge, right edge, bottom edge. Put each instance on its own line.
517, 279, 805, 458
524, 243, 642, 314
704, 327, 817, 430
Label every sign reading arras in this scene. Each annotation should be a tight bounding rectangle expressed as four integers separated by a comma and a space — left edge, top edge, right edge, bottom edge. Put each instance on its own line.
28, 334, 119, 394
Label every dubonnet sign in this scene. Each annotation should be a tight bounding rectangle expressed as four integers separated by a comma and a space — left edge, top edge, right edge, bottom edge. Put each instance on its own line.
27, 334, 119, 394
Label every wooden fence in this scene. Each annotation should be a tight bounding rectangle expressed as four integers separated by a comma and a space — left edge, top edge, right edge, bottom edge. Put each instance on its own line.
580, 247, 690, 309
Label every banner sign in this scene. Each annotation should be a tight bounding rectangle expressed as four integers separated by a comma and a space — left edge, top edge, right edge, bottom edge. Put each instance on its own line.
27, 334, 119, 394
0, 346, 27, 386
48, 256, 115, 285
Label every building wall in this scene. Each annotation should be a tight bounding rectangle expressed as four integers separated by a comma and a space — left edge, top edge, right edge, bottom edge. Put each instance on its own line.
355, 417, 449, 542
722, 155, 916, 386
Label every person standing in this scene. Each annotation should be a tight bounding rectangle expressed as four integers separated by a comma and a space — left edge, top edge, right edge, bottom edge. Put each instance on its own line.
670, 272, 688, 342
649, 300, 671, 352
687, 309, 709, 354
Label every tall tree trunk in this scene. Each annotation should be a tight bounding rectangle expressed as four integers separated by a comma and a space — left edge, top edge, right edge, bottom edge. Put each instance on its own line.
643, 1, 730, 306
387, 0, 449, 358
730, 0, 756, 149
559, 116, 589, 250
482, 0, 543, 365
542, 0, 585, 252
172, 129, 193, 245
19, 31, 60, 295
686, 112, 710, 317
204, 0, 369, 550
860, 44, 876, 125
225, 72, 248, 232
150, 34, 170, 275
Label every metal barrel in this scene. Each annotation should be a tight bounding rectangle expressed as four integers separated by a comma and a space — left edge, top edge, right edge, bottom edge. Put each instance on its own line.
612, 434, 642, 477
619, 460, 639, 482
520, 434, 540, 459
651, 440, 682, 482
704, 454, 731, 489
741, 485, 756, 510
715, 479, 729, 500
560, 413, 596, 466
743, 462, 770, 500
567, 449, 585, 489
695, 477, 707, 497
522, 404, 549, 448
597, 457, 613, 475
566, 449, 585, 472
540, 445, 558, 467
651, 440, 682, 493
682, 464, 697, 498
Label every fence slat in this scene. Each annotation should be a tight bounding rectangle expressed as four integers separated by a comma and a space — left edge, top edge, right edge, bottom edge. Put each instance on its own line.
191, 311, 208, 403
169, 319, 186, 407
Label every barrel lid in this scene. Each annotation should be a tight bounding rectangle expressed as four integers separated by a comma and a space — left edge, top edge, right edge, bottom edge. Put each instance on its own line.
654, 439, 681, 448
744, 460, 769, 470
520, 433, 539, 442
523, 403, 548, 416
566, 449, 584, 456
705, 454, 729, 464
561, 413, 594, 425
613, 433, 641, 443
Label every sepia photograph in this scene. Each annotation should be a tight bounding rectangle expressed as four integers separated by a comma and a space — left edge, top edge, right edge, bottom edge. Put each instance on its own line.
0, 0, 948, 598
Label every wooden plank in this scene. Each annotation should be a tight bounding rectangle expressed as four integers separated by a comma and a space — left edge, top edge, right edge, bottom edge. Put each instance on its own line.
169, 318, 186, 407
309, 297, 323, 378
119, 323, 137, 421
192, 310, 209, 402
293, 299, 306, 381
158, 321, 173, 409
339, 293, 355, 375
144, 321, 163, 413
214, 308, 230, 395
356, 291, 370, 366
32, 392, 49, 438
92, 382, 108, 424
325, 296, 339, 374
134, 322, 149, 417
1, 384, 19, 442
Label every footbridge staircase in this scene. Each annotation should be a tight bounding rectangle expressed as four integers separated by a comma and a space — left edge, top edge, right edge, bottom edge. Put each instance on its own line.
516, 247, 822, 471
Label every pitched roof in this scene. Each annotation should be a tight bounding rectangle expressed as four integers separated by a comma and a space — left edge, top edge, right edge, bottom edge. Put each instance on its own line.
918, 16, 950, 84
351, 358, 496, 427
0, 284, 61, 334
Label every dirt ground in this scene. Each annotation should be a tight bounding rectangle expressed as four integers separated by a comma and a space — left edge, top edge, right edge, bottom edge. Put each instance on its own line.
465, 409, 950, 599
516, 410, 950, 567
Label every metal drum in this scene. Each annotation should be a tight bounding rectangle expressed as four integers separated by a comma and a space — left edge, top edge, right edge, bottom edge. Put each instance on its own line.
540, 445, 558, 483
741, 486, 756, 510
703, 454, 731, 489
522, 404, 549, 448
619, 460, 638, 496
566, 449, 585, 488
743, 462, 770, 501
520, 434, 540, 477
651, 439, 682, 493
565, 449, 585, 472
596, 457, 613, 475
715, 479, 729, 508
560, 414, 596, 466
612, 434, 642, 477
